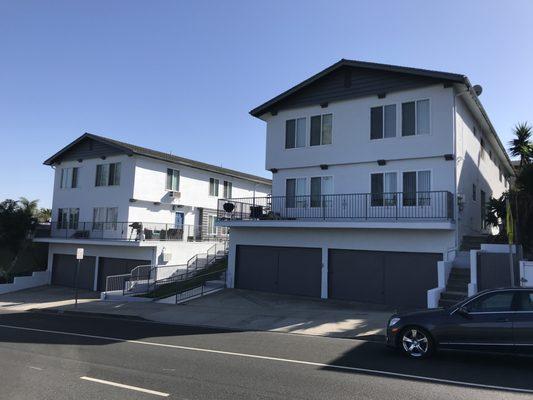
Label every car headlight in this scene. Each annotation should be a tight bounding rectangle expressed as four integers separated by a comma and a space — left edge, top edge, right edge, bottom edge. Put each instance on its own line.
389, 317, 401, 327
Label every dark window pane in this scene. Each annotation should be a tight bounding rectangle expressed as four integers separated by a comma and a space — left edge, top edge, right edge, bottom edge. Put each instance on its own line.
466, 292, 515, 312
310, 177, 322, 208
310, 115, 321, 146
403, 171, 417, 206
286, 179, 296, 208
517, 292, 533, 311
71, 167, 78, 188
371, 173, 384, 206
95, 165, 103, 186
166, 169, 172, 190
285, 119, 296, 149
402, 101, 415, 136
370, 107, 383, 140
109, 163, 116, 185
384, 105, 396, 138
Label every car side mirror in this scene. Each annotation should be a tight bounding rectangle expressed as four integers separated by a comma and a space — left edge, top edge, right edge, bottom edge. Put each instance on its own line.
456, 306, 471, 318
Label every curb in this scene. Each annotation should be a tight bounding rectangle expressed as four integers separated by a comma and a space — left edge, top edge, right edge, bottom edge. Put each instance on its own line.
29, 308, 149, 322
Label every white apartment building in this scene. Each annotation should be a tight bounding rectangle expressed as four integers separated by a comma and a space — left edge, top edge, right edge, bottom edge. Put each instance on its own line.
217, 59, 514, 309
35, 133, 271, 292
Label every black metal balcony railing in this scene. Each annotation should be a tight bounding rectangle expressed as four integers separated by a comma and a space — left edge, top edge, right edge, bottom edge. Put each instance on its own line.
35, 222, 228, 242
217, 191, 454, 222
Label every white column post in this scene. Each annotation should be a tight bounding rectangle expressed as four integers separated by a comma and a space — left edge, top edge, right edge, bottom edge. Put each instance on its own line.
321, 246, 328, 299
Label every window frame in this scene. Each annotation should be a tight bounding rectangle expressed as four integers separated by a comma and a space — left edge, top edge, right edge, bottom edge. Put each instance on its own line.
310, 113, 333, 146
166, 168, 180, 191
462, 291, 518, 314
95, 162, 121, 187
401, 99, 431, 137
310, 176, 334, 208
402, 170, 432, 207
285, 177, 307, 208
370, 104, 397, 140
370, 171, 398, 207
209, 178, 220, 197
285, 117, 307, 149
223, 180, 233, 199
60, 167, 79, 189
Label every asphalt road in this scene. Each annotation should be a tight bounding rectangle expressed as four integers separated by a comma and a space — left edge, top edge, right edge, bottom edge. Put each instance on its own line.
0, 310, 531, 399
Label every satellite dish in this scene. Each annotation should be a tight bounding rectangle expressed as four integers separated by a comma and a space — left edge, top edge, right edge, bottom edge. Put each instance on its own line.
473, 85, 483, 96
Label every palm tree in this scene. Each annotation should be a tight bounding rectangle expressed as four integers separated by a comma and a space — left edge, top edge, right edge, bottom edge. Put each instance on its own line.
37, 208, 52, 223
18, 197, 39, 217
509, 122, 533, 167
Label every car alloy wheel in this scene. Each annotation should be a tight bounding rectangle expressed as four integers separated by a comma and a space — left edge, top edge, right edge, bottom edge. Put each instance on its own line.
401, 328, 431, 358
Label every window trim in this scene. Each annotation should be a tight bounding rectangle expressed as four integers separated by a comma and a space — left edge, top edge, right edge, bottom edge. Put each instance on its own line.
370, 104, 397, 140
369, 170, 399, 207
401, 98, 431, 137
166, 168, 180, 191
209, 178, 220, 197
284, 117, 307, 150
310, 113, 333, 146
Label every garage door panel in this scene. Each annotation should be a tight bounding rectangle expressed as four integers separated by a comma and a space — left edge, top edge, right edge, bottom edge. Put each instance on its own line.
235, 246, 279, 293
235, 245, 321, 298
384, 252, 440, 308
328, 250, 385, 303
278, 248, 322, 297
52, 254, 96, 290
97, 258, 151, 291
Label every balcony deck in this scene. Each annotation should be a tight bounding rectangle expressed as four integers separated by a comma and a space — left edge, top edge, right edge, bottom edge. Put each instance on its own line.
217, 191, 455, 230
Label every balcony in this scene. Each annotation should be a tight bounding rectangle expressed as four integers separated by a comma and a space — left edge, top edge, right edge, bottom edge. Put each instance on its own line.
34, 222, 228, 242
217, 191, 454, 224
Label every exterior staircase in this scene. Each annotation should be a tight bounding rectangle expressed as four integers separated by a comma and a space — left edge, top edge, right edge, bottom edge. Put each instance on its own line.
439, 251, 470, 307
460, 235, 489, 251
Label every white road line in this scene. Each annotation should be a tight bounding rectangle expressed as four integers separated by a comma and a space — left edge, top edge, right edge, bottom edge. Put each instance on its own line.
0, 323, 531, 395
80, 376, 169, 397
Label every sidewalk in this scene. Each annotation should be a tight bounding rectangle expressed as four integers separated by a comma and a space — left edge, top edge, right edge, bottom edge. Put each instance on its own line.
15, 288, 393, 339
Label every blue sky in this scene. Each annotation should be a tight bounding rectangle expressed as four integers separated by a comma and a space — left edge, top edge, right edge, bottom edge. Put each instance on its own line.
1, 0, 532, 208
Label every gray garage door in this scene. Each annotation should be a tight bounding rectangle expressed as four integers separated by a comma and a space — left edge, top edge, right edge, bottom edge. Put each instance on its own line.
235, 245, 322, 298
97, 257, 151, 292
52, 254, 96, 290
328, 249, 440, 308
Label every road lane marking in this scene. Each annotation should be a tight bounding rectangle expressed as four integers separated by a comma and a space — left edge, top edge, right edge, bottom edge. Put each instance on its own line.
80, 376, 169, 397
0, 323, 532, 395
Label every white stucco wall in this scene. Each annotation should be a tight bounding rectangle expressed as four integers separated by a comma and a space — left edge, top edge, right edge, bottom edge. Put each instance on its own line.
455, 96, 509, 238
51, 154, 135, 223
264, 84, 454, 172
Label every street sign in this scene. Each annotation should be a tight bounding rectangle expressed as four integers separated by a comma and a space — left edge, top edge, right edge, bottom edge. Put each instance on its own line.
76, 248, 84, 260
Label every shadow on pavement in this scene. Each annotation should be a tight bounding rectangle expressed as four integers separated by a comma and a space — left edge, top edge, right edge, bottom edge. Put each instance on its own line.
322, 340, 533, 394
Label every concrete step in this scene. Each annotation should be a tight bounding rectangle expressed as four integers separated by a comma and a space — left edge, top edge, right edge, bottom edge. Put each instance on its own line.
440, 291, 468, 302
446, 282, 468, 292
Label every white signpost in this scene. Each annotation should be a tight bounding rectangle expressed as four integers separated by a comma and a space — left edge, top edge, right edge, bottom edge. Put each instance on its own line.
74, 248, 84, 307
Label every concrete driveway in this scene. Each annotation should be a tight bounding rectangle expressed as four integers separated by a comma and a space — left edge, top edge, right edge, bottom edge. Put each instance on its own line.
0, 286, 100, 312
23, 288, 393, 338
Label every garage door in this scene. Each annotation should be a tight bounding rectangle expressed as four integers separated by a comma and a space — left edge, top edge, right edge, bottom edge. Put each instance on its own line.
328, 249, 440, 308
235, 245, 322, 298
97, 257, 151, 292
52, 254, 96, 290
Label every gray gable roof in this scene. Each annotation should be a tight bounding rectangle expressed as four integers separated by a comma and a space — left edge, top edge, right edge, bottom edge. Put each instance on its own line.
250, 59, 468, 117
44, 133, 272, 186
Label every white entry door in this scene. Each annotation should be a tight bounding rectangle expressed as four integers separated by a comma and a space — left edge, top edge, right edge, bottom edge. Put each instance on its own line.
521, 261, 533, 287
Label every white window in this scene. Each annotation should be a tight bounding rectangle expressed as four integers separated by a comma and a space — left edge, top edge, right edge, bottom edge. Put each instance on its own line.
370, 104, 396, 139
402, 99, 430, 136
310, 176, 333, 207
403, 170, 431, 206
209, 178, 219, 196
208, 215, 217, 236
57, 208, 79, 229
95, 162, 121, 186
223, 181, 232, 198
371, 172, 397, 206
285, 118, 306, 149
286, 178, 307, 208
92, 207, 118, 230
310, 114, 332, 146
60, 167, 78, 188
166, 168, 180, 191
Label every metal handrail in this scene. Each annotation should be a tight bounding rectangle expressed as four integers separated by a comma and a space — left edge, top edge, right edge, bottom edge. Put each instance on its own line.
218, 191, 454, 221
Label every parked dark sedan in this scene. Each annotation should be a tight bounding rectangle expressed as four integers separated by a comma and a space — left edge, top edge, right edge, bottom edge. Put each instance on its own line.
386, 288, 533, 358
